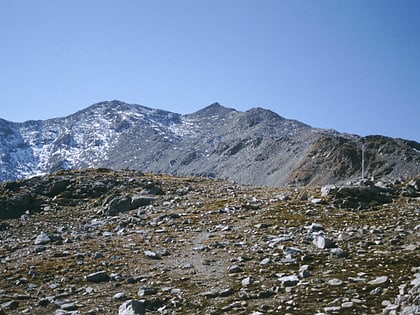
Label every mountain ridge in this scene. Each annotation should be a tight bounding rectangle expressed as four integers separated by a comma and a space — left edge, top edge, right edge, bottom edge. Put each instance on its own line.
0, 100, 419, 185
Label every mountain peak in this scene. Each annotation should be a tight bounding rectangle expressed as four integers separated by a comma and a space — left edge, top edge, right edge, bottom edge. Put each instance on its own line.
187, 102, 236, 118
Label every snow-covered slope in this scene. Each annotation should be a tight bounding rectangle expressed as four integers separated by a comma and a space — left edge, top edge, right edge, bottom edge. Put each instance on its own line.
1, 100, 419, 186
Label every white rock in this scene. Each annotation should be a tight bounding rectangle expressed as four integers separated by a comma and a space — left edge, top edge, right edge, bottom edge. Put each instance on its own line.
324, 306, 341, 312
34, 232, 51, 245
310, 198, 325, 204
328, 278, 343, 286
341, 301, 353, 308
368, 276, 388, 285
309, 223, 324, 232
278, 275, 299, 287
260, 258, 271, 265
242, 276, 251, 287
313, 235, 335, 249
113, 292, 125, 300
321, 185, 337, 197
118, 300, 145, 315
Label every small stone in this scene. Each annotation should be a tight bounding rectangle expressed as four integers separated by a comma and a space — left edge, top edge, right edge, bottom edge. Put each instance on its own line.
201, 291, 219, 298
331, 247, 349, 258
341, 301, 353, 308
324, 306, 341, 312
348, 277, 366, 283
310, 198, 326, 204
114, 292, 125, 300
255, 223, 269, 229
279, 275, 299, 287
299, 269, 311, 278
338, 232, 350, 241
85, 271, 110, 283
228, 265, 243, 273
284, 247, 304, 256
328, 278, 343, 286
182, 263, 193, 269
220, 287, 234, 297
370, 287, 383, 295
111, 273, 123, 282
38, 298, 50, 307
138, 286, 157, 296
368, 276, 388, 285
170, 288, 182, 294
34, 232, 51, 245
299, 265, 311, 278
1, 300, 18, 310
61, 302, 77, 311
385, 304, 399, 310
92, 251, 104, 259
321, 185, 337, 197
309, 223, 324, 232
34, 245, 47, 253
278, 193, 289, 201
299, 264, 311, 271
242, 277, 252, 287
313, 235, 336, 249
144, 250, 159, 259
260, 258, 271, 265
404, 244, 417, 251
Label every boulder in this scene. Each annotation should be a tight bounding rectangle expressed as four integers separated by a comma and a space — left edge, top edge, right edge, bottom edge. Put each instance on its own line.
331, 185, 394, 209
85, 271, 110, 283
313, 235, 336, 249
103, 194, 154, 215
321, 185, 337, 197
0, 192, 42, 219
408, 178, 420, 190
138, 286, 157, 296
34, 232, 51, 245
278, 275, 299, 287
118, 300, 146, 315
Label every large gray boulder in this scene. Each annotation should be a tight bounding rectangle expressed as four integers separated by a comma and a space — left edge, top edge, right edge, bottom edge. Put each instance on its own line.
327, 183, 395, 209
102, 194, 154, 215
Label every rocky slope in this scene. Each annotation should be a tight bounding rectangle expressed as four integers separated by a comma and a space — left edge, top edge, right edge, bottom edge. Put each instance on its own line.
0, 169, 419, 314
1, 100, 419, 186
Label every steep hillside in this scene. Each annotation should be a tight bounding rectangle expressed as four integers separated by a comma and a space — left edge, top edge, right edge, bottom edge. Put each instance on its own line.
0, 100, 419, 186
288, 135, 420, 186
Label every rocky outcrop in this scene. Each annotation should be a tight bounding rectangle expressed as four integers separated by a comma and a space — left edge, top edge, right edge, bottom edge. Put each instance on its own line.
321, 178, 420, 210
0, 169, 419, 314
288, 134, 420, 186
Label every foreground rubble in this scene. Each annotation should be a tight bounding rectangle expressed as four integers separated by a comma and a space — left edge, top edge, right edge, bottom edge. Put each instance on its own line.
0, 169, 419, 314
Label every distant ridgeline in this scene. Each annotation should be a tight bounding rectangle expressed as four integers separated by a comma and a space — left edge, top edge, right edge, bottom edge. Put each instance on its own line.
0, 100, 419, 186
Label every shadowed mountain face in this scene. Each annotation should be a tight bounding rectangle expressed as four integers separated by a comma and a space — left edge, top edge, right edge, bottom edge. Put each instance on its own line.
0, 100, 419, 186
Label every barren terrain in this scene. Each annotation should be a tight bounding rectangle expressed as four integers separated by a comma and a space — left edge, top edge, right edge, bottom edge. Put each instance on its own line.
0, 169, 419, 314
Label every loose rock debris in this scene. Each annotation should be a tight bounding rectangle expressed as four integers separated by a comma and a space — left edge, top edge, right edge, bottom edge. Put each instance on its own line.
0, 168, 419, 314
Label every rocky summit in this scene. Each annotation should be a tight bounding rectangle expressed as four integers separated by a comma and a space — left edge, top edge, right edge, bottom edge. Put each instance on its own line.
1, 100, 419, 186
0, 168, 419, 314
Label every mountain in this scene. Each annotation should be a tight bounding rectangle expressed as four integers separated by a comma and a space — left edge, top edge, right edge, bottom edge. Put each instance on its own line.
0, 100, 419, 186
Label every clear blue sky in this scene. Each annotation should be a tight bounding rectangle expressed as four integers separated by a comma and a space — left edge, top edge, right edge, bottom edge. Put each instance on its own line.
1, 0, 419, 141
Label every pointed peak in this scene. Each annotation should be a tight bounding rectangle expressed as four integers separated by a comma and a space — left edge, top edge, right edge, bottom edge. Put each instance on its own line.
187, 102, 236, 118
208, 102, 223, 108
